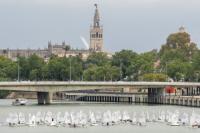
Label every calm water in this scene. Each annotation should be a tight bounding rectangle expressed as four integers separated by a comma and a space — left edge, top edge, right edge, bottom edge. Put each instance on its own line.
0, 99, 200, 133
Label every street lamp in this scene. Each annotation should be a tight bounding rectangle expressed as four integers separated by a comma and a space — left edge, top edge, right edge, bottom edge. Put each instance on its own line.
16, 52, 20, 82
69, 55, 72, 81
17, 58, 20, 82
120, 59, 123, 81
165, 62, 168, 82
196, 72, 199, 82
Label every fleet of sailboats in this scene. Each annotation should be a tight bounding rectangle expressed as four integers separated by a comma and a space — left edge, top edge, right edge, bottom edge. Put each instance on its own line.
3, 110, 200, 128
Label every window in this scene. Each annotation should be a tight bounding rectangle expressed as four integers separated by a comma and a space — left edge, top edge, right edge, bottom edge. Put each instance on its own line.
99, 34, 103, 38
96, 32, 98, 38
92, 34, 95, 38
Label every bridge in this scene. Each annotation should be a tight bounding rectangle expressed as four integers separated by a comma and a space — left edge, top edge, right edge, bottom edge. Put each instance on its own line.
0, 81, 200, 105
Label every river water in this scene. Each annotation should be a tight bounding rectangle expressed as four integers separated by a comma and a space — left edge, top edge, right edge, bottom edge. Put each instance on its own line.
0, 99, 200, 133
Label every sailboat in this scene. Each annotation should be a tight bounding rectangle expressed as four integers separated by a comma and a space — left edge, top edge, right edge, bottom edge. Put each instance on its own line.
18, 112, 26, 125
70, 112, 79, 128
64, 112, 71, 126
122, 111, 131, 123
27, 113, 36, 127
170, 113, 180, 126
131, 112, 137, 125
189, 110, 199, 128
111, 111, 121, 125
102, 110, 112, 126
44, 111, 53, 125
56, 112, 64, 126
35, 111, 44, 125
179, 112, 189, 126
6, 113, 18, 127
89, 111, 98, 126
78, 111, 87, 127
95, 111, 102, 123
138, 112, 147, 126
157, 110, 165, 122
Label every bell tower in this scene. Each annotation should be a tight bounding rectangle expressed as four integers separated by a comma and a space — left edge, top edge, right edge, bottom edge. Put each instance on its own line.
90, 4, 103, 51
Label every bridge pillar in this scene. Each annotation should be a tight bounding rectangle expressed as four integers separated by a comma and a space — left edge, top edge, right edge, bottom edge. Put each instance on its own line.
148, 88, 165, 104
37, 92, 53, 105
37, 92, 45, 105
45, 92, 53, 104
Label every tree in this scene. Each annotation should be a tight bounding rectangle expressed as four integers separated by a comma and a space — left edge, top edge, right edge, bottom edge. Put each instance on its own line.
41, 65, 49, 80
70, 56, 83, 81
126, 50, 158, 80
48, 57, 67, 80
166, 60, 191, 81
28, 54, 45, 80
28, 54, 45, 71
160, 31, 198, 62
190, 50, 200, 81
64, 45, 71, 57
0, 56, 16, 98
166, 32, 190, 48
140, 73, 167, 82
83, 64, 120, 81
192, 50, 200, 71
83, 64, 97, 81
47, 56, 83, 81
86, 52, 110, 66
0, 56, 17, 81
18, 57, 29, 80
29, 69, 39, 81
112, 50, 138, 80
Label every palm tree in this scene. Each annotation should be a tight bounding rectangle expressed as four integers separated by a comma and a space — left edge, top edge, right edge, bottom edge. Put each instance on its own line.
64, 45, 71, 57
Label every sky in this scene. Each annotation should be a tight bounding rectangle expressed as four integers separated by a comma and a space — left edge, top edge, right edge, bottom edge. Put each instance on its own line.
0, 0, 200, 53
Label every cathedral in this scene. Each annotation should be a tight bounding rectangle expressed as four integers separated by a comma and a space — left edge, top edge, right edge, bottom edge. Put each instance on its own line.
0, 4, 106, 61
90, 4, 104, 51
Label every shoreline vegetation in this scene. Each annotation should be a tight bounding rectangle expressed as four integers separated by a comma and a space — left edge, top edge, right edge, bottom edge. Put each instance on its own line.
0, 30, 200, 98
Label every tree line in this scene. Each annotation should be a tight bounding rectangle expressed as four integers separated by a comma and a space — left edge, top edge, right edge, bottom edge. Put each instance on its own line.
0, 31, 200, 83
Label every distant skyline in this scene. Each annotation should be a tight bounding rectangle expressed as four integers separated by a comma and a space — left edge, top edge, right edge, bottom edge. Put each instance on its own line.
0, 0, 200, 52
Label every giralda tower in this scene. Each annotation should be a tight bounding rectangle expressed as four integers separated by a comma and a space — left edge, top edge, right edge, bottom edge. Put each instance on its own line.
90, 4, 103, 51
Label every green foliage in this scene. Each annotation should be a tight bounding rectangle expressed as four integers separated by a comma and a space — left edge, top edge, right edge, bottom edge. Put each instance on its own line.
0, 56, 17, 81
140, 73, 167, 82
18, 57, 29, 80
166, 32, 190, 48
192, 50, 200, 70
0, 90, 10, 99
48, 56, 83, 81
0, 29, 199, 83
86, 52, 110, 66
158, 30, 199, 81
0, 29, 199, 98
126, 50, 158, 80
112, 50, 138, 80
160, 49, 187, 63
83, 64, 120, 81
165, 60, 191, 81
160, 32, 198, 62
191, 50, 200, 81
64, 45, 71, 51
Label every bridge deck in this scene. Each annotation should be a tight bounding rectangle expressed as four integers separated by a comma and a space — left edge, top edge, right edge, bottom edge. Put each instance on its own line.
0, 81, 199, 92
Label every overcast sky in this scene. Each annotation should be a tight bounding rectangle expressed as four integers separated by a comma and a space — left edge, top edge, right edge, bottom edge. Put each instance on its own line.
0, 0, 200, 52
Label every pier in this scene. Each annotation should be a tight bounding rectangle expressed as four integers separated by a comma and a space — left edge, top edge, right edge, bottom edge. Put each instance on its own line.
65, 92, 200, 107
